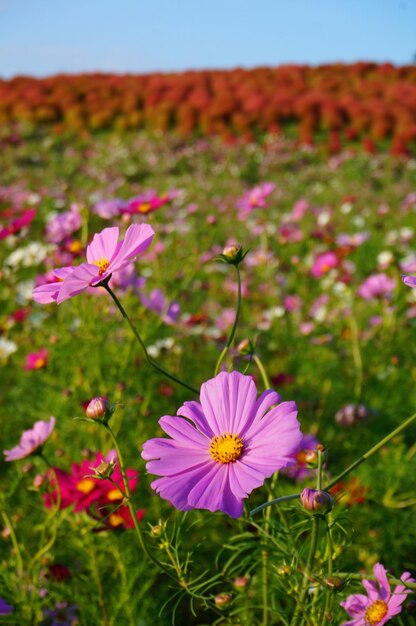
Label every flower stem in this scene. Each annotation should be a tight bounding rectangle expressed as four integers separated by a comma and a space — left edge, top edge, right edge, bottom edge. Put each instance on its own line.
103, 283, 198, 395
253, 354, 271, 390
348, 315, 363, 401
214, 265, 242, 376
323, 410, 416, 491
251, 410, 416, 516
104, 424, 177, 581
290, 516, 320, 626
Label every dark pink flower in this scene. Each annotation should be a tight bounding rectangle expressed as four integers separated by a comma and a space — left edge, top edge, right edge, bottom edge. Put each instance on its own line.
24, 348, 48, 370
340, 563, 414, 625
311, 251, 338, 278
4, 417, 56, 461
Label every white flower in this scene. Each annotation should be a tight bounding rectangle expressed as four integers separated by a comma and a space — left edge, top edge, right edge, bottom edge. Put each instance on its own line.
0, 337, 17, 362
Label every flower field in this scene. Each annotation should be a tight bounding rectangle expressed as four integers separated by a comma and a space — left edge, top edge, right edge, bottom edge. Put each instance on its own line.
1, 63, 416, 153
1, 90, 416, 625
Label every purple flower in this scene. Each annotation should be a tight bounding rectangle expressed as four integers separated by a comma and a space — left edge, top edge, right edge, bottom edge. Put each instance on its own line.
357, 273, 395, 300
281, 433, 319, 482
45, 204, 82, 244
4, 417, 56, 461
340, 563, 414, 625
0, 598, 13, 615
141, 371, 303, 518
402, 275, 416, 289
139, 288, 180, 325
236, 182, 275, 219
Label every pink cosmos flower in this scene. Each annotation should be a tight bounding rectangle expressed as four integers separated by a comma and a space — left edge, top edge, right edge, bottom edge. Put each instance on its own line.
141, 371, 303, 518
340, 562, 414, 626
4, 417, 56, 461
311, 251, 338, 278
32, 267, 76, 304
24, 347, 48, 370
357, 273, 395, 300
32, 223, 154, 304
236, 182, 275, 219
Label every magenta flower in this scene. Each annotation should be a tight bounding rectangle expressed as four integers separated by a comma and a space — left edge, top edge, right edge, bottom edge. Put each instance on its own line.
33, 223, 154, 304
24, 347, 48, 370
4, 417, 56, 461
141, 371, 303, 518
311, 251, 338, 278
357, 273, 395, 300
340, 563, 414, 625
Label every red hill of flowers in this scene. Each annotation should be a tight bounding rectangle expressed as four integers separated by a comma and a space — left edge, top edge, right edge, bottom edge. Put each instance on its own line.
1, 63, 416, 153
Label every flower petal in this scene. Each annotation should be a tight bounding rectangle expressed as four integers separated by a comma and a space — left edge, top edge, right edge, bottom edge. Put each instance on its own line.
199, 371, 257, 434
158, 415, 209, 447
86, 226, 119, 264
177, 400, 214, 437
57, 263, 100, 303
110, 223, 154, 272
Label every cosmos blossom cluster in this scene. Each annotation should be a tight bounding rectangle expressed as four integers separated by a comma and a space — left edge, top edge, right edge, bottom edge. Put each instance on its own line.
3, 213, 416, 624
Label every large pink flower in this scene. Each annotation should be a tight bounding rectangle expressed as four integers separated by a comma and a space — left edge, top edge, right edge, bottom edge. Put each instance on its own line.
4, 417, 56, 461
142, 371, 303, 518
32, 223, 154, 304
340, 563, 414, 626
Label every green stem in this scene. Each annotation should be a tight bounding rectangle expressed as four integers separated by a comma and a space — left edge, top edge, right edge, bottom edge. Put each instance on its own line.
290, 516, 320, 626
1, 509, 24, 586
214, 264, 242, 376
321, 519, 334, 625
251, 410, 416, 516
323, 410, 416, 491
104, 424, 176, 581
335, 572, 416, 590
348, 315, 363, 401
104, 283, 198, 395
253, 354, 271, 390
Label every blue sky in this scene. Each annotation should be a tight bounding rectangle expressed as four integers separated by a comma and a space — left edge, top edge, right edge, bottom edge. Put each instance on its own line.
1, 0, 415, 78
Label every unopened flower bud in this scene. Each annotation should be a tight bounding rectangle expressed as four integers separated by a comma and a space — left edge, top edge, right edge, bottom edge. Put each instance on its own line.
233, 576, 250, 591
218, 245, 248, 266
150, 522, 164, 537
324, 576, 345, 591
304, 450, 318, 467
301, 488, 332, 514
277, 564, 291, 576
214, 593, 232, 608
237, 338, 254, 356
94, 461, 113, 479
85, 397, 110, 420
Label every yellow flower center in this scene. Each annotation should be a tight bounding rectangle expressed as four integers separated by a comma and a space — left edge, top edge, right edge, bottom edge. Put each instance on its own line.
138, 202, 151, 214
107, 488, 123, 501
109, 513, 124, 527
93, 257, 110, 275
209, 433, 244, 464
68, 239, 82, 253
76, 478, 96, 494
364, 600, 388, 625
34, 357, 46, 369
